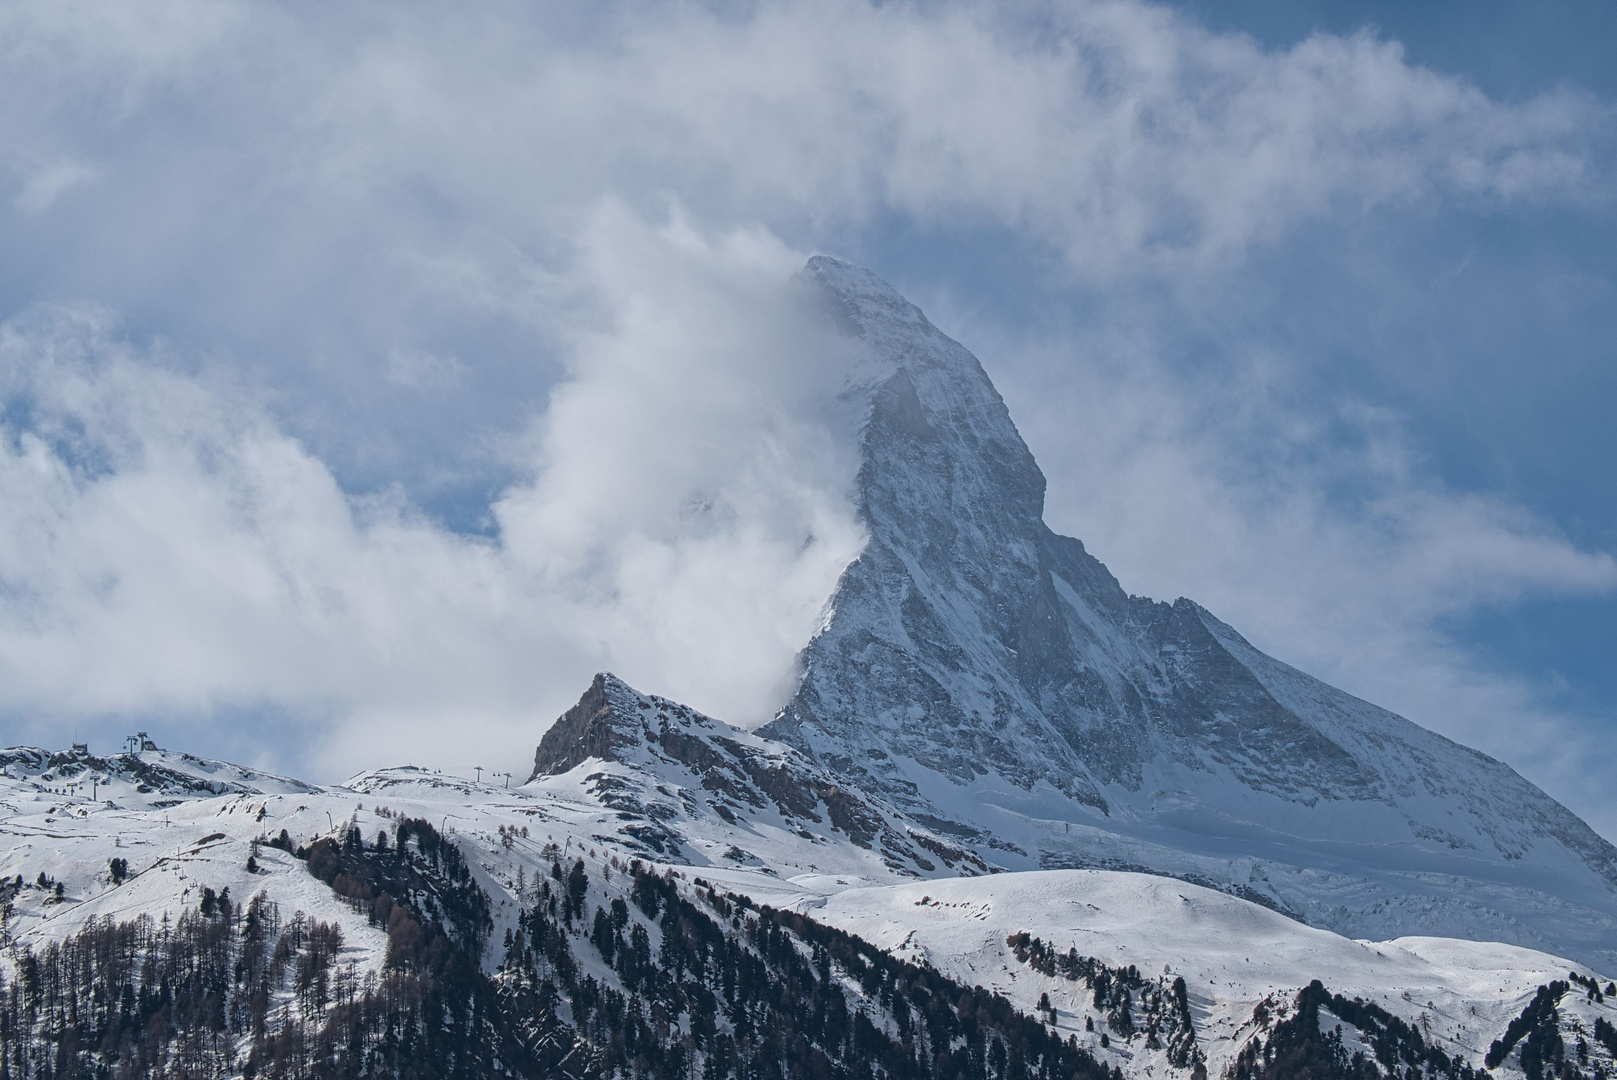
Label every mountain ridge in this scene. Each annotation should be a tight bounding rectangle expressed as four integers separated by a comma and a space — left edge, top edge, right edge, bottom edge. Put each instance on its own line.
523, 670, 986, 876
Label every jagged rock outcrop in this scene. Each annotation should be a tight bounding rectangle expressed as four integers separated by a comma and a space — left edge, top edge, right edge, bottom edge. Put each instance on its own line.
530, 672, 985, 874
761, 257, 1617, 966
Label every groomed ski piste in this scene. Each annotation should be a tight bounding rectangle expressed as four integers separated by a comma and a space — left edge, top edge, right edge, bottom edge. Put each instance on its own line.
6, 742, 1616, 1079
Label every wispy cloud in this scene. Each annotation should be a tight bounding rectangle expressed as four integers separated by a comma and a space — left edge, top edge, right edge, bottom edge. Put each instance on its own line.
0, 213, 872, 778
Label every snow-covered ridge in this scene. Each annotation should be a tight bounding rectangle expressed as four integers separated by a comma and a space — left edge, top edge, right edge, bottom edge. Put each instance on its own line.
0, 745, 315, 810
809, 870, 1614, 1078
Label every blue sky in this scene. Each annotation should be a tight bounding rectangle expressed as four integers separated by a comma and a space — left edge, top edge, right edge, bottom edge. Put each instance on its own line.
0, 0, 1612, 834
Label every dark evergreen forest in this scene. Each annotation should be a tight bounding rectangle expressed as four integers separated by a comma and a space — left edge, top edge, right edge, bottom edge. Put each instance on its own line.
0, 819, 1121, 1080
1004, 931, 1203, 1074
1224, 976, 1617, 1080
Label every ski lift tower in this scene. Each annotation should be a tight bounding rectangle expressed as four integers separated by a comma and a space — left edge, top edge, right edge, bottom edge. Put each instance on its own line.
125, 732, 158, 754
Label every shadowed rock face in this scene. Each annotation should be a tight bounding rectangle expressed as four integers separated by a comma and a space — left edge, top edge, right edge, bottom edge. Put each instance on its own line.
529, 673, 623, 779
761, 257, 1617, 966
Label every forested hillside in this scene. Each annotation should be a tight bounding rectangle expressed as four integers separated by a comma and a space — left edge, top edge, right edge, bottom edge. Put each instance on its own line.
0, 817, 1118, 1080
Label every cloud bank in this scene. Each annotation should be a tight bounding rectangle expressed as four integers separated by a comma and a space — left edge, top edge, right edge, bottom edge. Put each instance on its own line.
0, 0, 1612, 827
0, 215, 868, 777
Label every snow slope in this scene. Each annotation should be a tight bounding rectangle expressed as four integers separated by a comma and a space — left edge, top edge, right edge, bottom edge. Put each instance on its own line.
810, 870, 1613, 1078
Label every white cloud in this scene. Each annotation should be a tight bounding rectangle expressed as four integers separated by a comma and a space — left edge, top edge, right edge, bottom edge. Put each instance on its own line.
1, 0, 1599, 302
0, 217, 865, 779
489, 204, 867, 724
13, 161, 94, 214
284, 0, 1603, 276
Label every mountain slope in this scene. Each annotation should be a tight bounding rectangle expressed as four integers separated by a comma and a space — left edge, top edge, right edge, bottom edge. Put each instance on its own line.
809, 870, 1611, 1080
762, 256, 1617, 967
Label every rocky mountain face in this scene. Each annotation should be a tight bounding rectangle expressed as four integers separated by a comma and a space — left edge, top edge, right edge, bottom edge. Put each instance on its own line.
762, 257, 1617, 966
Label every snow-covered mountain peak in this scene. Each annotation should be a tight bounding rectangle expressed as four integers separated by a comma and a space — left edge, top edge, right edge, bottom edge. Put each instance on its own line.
765, 258, 1617, 968
9, 256, 1617, 1076
802, 254, 907, 303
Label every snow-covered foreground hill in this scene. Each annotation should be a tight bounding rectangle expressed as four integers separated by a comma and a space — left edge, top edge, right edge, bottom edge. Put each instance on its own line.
7, 727, 1617, 1080
808, 871, 1615, 1079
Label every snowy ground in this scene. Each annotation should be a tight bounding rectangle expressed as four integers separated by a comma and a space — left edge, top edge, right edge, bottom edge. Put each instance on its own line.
801, 870, 1611, 1076
3, 746, 1611, 1079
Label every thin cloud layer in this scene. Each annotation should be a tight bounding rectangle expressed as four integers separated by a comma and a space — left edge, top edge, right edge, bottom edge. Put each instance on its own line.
0, 0, 1612, 825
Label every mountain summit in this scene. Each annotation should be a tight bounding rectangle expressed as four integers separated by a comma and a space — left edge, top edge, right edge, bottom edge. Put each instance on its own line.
763, 256, 1617, 966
